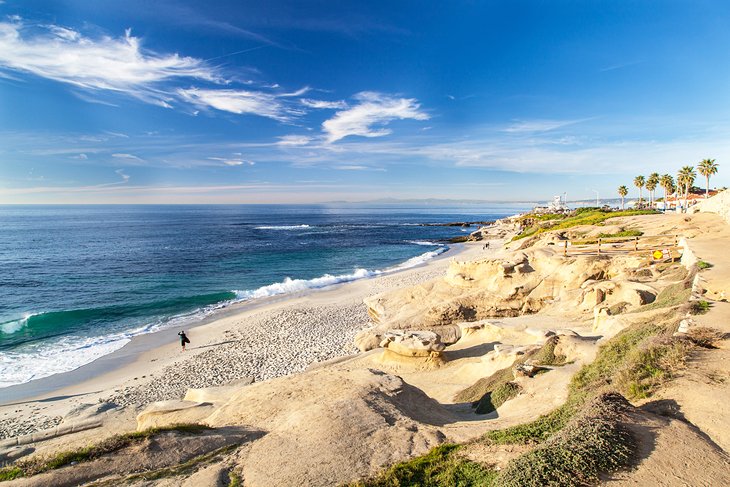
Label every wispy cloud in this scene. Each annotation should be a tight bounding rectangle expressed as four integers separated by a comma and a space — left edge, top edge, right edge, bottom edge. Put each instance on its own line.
322, 92, 429, 143
277, 135, 312, 146
112, 153, 144, 162
178, 88, 305, 121
207, 155, 255, 166
115, 169, 130, 182
0, 19, 219, 107
599, 61, 643, 72
333, 165, 386, 171
502, 119, 590, 133
301, 98, 348, 109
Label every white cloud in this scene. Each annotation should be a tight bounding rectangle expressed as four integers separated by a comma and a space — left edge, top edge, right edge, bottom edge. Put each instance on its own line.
71, 153, 88, 160
207, 156, 255, 166
277, 135, 312, 146
115, 169, 130, 182
333, 165, 386, 171
0, 19, 219, 106
112, 153, 144, 161
178, 88, 304, 121
322, 92, 429, 143
301, 98, 348, 109
503, 119, 589, 134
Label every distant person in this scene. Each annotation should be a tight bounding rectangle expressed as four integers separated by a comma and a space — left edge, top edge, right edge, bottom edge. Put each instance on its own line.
178, 330, 190, 351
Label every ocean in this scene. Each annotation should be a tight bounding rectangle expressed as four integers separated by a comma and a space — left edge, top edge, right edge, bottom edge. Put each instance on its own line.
0, 204, 525, 388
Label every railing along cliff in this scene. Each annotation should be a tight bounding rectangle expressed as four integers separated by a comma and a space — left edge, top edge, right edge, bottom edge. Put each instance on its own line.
563, 234, 681, 259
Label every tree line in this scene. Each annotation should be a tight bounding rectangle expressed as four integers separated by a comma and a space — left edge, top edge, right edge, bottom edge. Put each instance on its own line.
617, 159, 719, 210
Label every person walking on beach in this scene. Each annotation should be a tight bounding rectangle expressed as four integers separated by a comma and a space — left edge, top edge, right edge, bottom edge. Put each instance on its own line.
178, 330, 190, 351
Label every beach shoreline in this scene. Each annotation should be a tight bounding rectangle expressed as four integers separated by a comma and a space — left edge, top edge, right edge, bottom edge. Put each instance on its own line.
0, 239, 496, 438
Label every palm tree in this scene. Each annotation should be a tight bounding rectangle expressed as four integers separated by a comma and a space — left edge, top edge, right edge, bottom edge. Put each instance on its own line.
659, 174, 674, 209
697, 158, 718, 198
677, 166, 696, 211
646, 172, 659, 208
634, 175, 645, 206
617, 185, 628, 210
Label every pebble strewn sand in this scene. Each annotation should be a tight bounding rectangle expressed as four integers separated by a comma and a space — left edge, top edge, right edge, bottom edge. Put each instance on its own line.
0, 415, 63, 440
108, 303, 369, 407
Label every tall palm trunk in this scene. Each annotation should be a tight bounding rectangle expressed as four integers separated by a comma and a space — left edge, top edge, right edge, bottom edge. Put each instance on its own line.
706, 175, 710, 198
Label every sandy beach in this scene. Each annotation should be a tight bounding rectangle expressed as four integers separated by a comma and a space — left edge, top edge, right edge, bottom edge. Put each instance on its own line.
0, 240, 492, 439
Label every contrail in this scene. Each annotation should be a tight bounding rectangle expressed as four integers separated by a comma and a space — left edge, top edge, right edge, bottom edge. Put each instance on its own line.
205, 45, 267, 62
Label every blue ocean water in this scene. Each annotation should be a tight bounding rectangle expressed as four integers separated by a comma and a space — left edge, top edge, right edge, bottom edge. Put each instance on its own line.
0, 204, 525, 387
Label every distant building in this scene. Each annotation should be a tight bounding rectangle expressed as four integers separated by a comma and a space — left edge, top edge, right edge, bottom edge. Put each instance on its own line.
533, 195, 570, 214
656, 189, 719, 211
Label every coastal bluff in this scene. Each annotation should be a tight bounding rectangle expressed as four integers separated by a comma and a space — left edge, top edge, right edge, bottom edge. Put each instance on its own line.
3, 199, 730, 486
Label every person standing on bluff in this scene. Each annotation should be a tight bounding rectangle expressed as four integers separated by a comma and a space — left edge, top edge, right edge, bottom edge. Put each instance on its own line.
178, 330, 190, 351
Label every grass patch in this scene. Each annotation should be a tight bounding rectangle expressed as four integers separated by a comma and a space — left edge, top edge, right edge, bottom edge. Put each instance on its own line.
690, 300, 711, 315
351, 444, 497, 487
631, 280, 691, 313
513, 209, 657, 240
531, 336, 566, 366
571, 229, 644, 245
455, 365, 515, 405
228, 470, 243, 487
696, 260, 713, 270
483, 395, 585, 446
112, 444, 238, 484
475, 382, 522, 415
455, 337, 565, 408
0, 423, 212, 481
494, 393, 636, 487
571, 320, 691, 400
0, 467, 23, 482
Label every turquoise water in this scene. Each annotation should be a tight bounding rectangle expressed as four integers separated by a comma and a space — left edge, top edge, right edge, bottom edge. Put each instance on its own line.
0, 204, 525, 387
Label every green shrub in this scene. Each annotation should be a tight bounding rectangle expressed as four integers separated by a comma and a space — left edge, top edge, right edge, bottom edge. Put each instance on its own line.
513, 210, 657, 240
482, 395, 584, 446
353, 444, 497, 487
571, 322, 663, 393
696, 260, 713, 270
0, 466, 24, 481
690, 300, 711, 314
229, 470, 243, 487
632, 281, 691, 313
475, 382, 522, 414
494, 393, 636, 487
531, 336, 566, 366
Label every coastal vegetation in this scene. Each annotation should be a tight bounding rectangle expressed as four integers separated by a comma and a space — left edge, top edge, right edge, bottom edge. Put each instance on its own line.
633, 176, 645, 205
616, 161, 719, 211
696, 260, 713, 270
698, 159, 718, 198
0, 424, 212, 481
617, 185, 628, 209
513, 208, 656, 240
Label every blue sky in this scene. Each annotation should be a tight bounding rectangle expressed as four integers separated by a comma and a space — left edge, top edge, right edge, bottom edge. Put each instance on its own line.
1, 0, 729, 204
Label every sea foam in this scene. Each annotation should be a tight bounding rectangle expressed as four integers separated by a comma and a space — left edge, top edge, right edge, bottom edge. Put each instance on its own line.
255, 224, 311, 230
